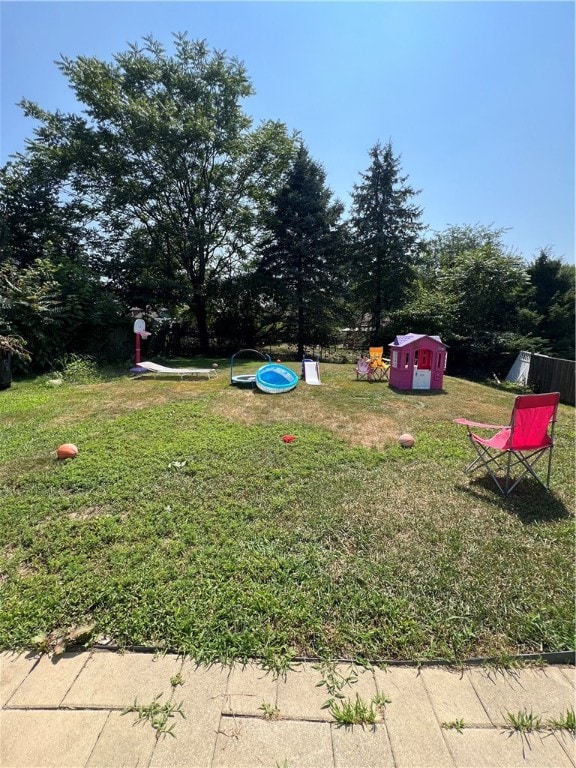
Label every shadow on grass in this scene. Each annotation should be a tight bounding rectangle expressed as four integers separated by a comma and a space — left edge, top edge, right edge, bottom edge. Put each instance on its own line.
388, 387, 448, 397
458, 476, 572, 523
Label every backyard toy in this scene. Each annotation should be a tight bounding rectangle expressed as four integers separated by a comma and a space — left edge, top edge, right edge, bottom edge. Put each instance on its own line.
368, 347, 390, 381
132, 361, 217, 380
255, 363, 299, 394
505, 350, 531, 386
57, 443, 78, 460
388, 334, 447, 391
133, 317, 151, 366
282, 434, 296, 443
355, 356, 373, 381
302, 360, 321, 385
230, 349, 271, 387
454, 392, 560, 496
398, 433, 415, 448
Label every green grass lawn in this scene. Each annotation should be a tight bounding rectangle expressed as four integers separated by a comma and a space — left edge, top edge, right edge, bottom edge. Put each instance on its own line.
0, 359, 574, 668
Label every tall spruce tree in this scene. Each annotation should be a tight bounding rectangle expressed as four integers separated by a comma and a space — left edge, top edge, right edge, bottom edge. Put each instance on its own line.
349, 141, 423, 343
257, 145, 345, 359
528, 248, 575, 359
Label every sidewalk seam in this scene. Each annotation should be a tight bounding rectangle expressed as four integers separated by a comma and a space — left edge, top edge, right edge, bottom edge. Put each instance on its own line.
421, 667, 457, 768
209, 668, 232, 767
552, 731, 576, 767
467, 668, 495, 726
148, 655, 185, 768
375, 669, 399, 768
219, 712, 328, 723
58, 648, 93, 707
83, 708, 112, 768
2, 653, 43, 708
467, 667, 504, 727
1, 704, 128, 711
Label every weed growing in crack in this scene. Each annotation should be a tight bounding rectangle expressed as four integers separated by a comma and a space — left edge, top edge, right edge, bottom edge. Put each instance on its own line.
504, 709, 543, 733
314, 659, 359, 707
547, 708, 575, 732
259, 701, 280, 720
329, 692, 390, 726
441, 718, 466, 733
170, 673, 184, 687
121, 694, 185, 737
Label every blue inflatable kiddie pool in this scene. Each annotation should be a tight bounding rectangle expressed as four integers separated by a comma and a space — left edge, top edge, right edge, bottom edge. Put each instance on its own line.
255, 364, 299, 394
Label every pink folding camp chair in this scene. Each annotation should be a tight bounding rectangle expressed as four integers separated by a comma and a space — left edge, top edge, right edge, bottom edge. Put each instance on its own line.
454, 392, 561, 496
355, 357, 373, 381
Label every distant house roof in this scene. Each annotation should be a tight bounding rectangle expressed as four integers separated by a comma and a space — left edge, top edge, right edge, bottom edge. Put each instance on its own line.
390, 333, 445, 347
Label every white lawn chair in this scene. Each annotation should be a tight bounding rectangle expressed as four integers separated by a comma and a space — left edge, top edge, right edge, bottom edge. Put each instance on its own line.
133, 362, 217, 380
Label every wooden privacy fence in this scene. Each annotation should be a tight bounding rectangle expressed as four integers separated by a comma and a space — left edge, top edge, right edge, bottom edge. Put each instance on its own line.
528, 353, 575, 406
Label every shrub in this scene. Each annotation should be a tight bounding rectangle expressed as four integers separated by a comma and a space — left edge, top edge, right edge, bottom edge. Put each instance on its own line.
57, 354, 102, 384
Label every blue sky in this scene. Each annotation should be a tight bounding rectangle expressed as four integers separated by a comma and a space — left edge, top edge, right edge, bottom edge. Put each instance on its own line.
1, 1, 574, 263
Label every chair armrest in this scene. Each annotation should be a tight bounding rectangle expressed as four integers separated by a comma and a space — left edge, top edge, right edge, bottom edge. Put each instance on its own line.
453, 418, 508, 429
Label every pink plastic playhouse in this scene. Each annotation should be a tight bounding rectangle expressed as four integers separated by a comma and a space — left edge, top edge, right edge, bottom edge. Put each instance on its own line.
388, 334, 447, 391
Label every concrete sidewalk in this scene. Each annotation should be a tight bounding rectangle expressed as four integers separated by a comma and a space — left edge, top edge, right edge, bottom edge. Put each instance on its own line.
1, 650, 574, 768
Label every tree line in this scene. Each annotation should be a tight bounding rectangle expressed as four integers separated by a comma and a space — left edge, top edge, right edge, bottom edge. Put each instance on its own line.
1, 34, 573, 377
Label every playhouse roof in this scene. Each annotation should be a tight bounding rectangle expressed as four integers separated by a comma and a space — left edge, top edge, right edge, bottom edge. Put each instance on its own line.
390, 333, 444, 348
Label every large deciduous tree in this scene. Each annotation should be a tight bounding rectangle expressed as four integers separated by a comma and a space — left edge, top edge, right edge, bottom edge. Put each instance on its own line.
401, 224, 533, 374
0, 158, 86, 269
349, 141, 423, 343
0, 158, 125, 369
19, 34, 295, 353
257, 145, 346, 359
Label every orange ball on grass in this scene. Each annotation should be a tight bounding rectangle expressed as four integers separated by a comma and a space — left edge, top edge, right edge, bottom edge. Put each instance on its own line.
398, 434, 415, 449
57, 443, 78, 460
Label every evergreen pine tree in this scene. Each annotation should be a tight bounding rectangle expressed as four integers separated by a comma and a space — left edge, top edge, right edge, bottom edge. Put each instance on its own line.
350, 141, 423, 343
258, 145, 346, 359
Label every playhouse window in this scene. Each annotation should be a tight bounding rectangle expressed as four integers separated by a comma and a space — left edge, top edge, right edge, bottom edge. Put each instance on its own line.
392, 351, 398, 367
404, 353, 410, 369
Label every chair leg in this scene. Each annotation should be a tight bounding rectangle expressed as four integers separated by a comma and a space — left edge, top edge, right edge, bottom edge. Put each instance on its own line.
464, 435, 554, 496
505, 450, 513, 494
506, 448, 552, 494
463, 438, 508, 495
545, 447, 553, 489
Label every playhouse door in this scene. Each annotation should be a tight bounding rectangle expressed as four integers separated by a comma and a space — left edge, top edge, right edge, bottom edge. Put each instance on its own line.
413, 369, 431, 389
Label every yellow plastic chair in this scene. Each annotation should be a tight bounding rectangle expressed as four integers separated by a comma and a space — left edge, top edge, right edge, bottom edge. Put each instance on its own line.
368, 347, 390, 381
